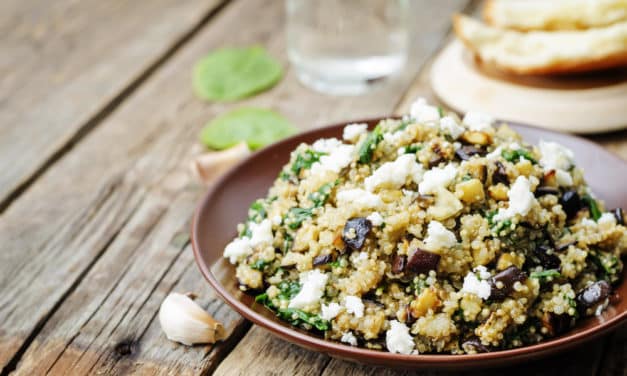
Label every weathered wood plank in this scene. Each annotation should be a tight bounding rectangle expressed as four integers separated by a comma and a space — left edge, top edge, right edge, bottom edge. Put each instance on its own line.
0, 0, 464, 373
0, 0, 227, 211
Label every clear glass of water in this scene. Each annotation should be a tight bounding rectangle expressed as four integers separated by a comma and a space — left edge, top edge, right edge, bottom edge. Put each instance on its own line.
286, 0, 410, 96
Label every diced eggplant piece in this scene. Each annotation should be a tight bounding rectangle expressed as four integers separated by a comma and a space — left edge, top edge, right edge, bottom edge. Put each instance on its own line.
556, 241, 576, 252
461, 338, 490, 353
531, 245, 561, 269
428, 155, 444, 168
492, 161, 509, 185
392, 255, 407, 274
576, 280, 611, 315
455, 145, 485, 161
541, 312, 573, 336
406, 249, 440, 274
312, 254, 332, 266
613, 208, 625, 225
535, 186, 560, 197
560, 190, 583, 219
489, 266, 527, 301
342, 217, 372, 251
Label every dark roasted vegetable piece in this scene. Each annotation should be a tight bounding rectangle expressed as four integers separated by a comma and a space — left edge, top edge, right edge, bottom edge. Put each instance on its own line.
556, 241, 576, 252
461, 338, 490, 353
531, 245, 561, 269
612, 208, 625, 225
489, 266, 527, 300
560, 190, 582, 219
541, 312, 573, 336
576, 280, 611, 315
406, 249, 441, 274
428, 155, 444, 168
342, 217, 372, 251
535, 186, 560, 197
392, 255, 407, 274
312, 254, 332, 266
455, 145, 485, 161
492, 161, 509, 185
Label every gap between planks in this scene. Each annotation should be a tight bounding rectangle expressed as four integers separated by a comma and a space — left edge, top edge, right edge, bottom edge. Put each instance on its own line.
0, 0, 232, 215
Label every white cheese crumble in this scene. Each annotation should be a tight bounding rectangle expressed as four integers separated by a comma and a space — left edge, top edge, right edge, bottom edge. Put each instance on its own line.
486, 146, 503, 160
386, 320, 415, 355
367, 212, 384, 226
555, 169, 573, 187
410, 97, 440, 124
320, 302, 342, 320
344, 295, 365, 318
418, 164, 457, 195
598, 212, 617, 231
223, 237, 253, 264
581, 218, 597, 227
312, 138, 342, 153
249, 219, 274, 247
364, 154, 423, 192
440, 116, 465, 139
288, 270, 328, 310
336, 188, 383, 208
474, 265, 491, 280
493, 176, 537, 221
310, 144, 355, 176
271, 215, 282, 225
342, 123, 368, 143
462, 111, 494, 131
461, 271, 492, 300
341, 332, 358, 346
423, 220, 457, 251
539, 140, 574, 171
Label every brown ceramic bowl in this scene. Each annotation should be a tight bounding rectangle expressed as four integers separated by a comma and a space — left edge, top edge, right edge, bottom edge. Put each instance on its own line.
192, 118, 627, 370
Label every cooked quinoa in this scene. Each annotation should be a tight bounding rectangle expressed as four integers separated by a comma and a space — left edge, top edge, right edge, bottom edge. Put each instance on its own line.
223, 98, 627, 355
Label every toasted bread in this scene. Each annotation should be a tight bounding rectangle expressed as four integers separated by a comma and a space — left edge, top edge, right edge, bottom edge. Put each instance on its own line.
454, 14, 627, 75
484, 0, 627, 31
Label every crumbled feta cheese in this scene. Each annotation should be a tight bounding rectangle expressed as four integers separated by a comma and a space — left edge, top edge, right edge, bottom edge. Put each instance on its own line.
462, 111, 494, 131
486, 146, 503, 160
341, 332, 358, 346
383, 131, 404, 144
343, 123, 368, 142
385, 320, 415, 354
397, 147, 406, 156
598, 212, 617, 230
474, 265, 491, 280
581, 218, 597, 227
555, 169, 573, 187
249, 219, 274, 247
336, 188, 383, 208
310, 144, 355, 176
271, 215, 282, 225
367, 212, 384, 226
320, 302, 342, 320
418, 164, 457, 195
364, 154, 423, 192
288, 270, 328, 310
493, 176, 537, 221
539, 140, 574, 171
440, 116, 465, 139
461, 271, 492, 300
357, 252, 369, 261
312, 138, 343, 153
344, 296, 365, 318
410, 97, 440, 124
423, 220, 457, 251
223, 237, 252, 264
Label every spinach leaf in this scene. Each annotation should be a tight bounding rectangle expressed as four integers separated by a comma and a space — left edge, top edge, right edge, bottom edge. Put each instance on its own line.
278, 280, 301, 300
582, 194, 602, 221
308, 180, 339, 208
530, 269, 561, 281
277, 308, 330, 331
291, 149, 326, 176
358, 125, 383, 164
284, 207, 314, 229
404, 143, 422, 154
250, 259, 271, 271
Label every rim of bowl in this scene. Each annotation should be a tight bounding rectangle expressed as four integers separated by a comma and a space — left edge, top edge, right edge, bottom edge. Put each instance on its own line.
191, 117, 627, 366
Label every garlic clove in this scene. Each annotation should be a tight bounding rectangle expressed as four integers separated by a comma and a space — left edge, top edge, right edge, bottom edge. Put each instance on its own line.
191, 142, 251, 185
159, 292, 226, 346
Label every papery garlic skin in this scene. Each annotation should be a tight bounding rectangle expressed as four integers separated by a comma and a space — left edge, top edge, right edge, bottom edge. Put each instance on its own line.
191, 142, 251, 185
159, 292, 225, 346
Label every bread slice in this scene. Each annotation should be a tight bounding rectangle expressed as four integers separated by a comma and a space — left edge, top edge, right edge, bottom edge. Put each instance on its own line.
484, 0, 627, 31
454, 14, 627, 75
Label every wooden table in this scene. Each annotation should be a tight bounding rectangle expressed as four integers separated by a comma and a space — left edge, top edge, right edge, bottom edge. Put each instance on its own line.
1, 0, 625, 374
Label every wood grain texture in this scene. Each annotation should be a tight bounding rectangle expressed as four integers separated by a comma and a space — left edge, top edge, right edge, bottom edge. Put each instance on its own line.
0, 0, 227, 211
0, 0, 462, 373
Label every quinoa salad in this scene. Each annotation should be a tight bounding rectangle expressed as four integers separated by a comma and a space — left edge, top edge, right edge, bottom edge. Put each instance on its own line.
222, 98, 627, 355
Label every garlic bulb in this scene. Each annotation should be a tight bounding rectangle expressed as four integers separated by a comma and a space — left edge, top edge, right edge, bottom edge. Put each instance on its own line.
159, 292, 225, 345
191, 142, 251, 185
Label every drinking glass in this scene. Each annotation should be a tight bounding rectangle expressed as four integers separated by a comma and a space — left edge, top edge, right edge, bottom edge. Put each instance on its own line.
286, 0, 410, 95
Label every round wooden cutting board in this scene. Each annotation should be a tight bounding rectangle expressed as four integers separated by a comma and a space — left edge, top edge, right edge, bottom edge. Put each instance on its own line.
430, 40, 627, 134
